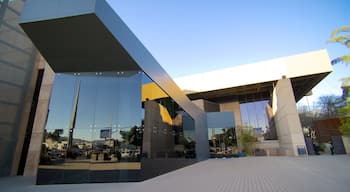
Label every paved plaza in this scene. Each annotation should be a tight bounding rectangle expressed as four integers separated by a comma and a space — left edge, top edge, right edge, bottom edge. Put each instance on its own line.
1, 156, 349, 192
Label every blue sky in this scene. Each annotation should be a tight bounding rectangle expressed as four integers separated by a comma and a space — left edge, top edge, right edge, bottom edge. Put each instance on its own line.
107, 0, 350, 105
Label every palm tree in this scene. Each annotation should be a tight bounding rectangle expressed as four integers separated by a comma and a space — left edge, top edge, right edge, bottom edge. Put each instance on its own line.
328, 25, 350, 136
327, 25, 350, 65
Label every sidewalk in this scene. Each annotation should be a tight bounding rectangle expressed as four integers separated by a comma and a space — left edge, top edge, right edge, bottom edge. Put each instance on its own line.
1, 156, 349, 192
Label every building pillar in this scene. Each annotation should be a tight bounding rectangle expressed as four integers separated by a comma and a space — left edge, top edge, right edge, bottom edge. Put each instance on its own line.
10, 53, 39, 176
192, 99, 220, 112
0, 0, 39, 176
272, 78, 307, 156
24, 56, 54, 176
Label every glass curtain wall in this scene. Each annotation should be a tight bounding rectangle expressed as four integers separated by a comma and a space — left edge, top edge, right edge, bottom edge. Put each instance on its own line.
37, 71, 143, 184
240, 100, 277, 141
140, 76, 196, 180
208, 128, 236, 157
37, 72, 196, 184
141, 76, 197, 157
207, 112, 236, 158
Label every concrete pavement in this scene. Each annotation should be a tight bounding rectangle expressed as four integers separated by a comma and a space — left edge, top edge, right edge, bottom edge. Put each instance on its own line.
1, 156, 349, 192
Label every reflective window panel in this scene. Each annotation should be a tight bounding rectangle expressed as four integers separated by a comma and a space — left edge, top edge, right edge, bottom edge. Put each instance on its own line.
240, 100, 277, 141
37, 71, 142, 184
37, 72, 197, 184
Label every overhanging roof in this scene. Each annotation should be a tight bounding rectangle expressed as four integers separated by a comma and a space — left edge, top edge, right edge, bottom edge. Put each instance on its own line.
20, 14, 140, 72
184, 73, 329, 103
19, 0, 204, 118
175, 50, 332, 103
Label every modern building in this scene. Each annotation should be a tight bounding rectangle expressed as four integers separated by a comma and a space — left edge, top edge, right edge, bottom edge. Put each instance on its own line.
0, 0, 46, 177
0, 0, 332, 184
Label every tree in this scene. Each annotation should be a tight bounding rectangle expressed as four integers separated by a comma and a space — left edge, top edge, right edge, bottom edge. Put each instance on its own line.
209, 128, 236, 154
239, 129, 257, 156
338, 101, 350, 136
120, 126, 142, 146
222, 128, 236, 148
327, 25, 350, 65
298, 105, 315, 129
338, 80, 350, 136
328, 25, 350, 135
47, 129, 62, 141
317, 95, 342, 118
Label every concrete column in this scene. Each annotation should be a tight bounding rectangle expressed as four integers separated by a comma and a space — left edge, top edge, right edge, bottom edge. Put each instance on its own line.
272, 78, 307, 156
219, 101, 243, 152
342, 136, 350, 154
0, 0, 38, 176
24, 56, 54, 176
192, 99, 220, 112
9, 54, 38, 176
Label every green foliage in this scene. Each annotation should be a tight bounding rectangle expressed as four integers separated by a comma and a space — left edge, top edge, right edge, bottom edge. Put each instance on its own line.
209, 128, 236, 155
239, 129, 257, 156
328, 25, 350, 47
338, 79, 350, 135
215, 128, 236, 148
339, 118, 350, 136
47, 129, 61, 141
120, 126, 142, 145
338, 100, 350, 136
328, 25, 350, 65
328, 26, 350, 135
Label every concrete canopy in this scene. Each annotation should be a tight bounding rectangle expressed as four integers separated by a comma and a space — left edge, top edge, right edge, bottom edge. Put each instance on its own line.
175, 50, 332, 103
185, 73, 328, 103
20, 4, 139, 72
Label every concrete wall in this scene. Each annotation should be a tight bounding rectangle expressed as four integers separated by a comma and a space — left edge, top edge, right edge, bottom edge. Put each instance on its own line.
342, 136, 350, 154
192, 99, 220, 112
24, 57, 53, 176
273, 78, 307, 156
11, 53, 42, 176
0, 0, 39, 176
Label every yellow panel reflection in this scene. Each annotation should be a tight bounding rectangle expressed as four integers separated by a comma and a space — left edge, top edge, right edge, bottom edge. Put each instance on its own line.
142, 83, 169, 101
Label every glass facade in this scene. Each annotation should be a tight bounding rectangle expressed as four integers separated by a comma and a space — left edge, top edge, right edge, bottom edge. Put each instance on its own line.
207, 112, 236, 158
240, 100, 277, 141
37, 71, 196, 184
208, 128, 236, 157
